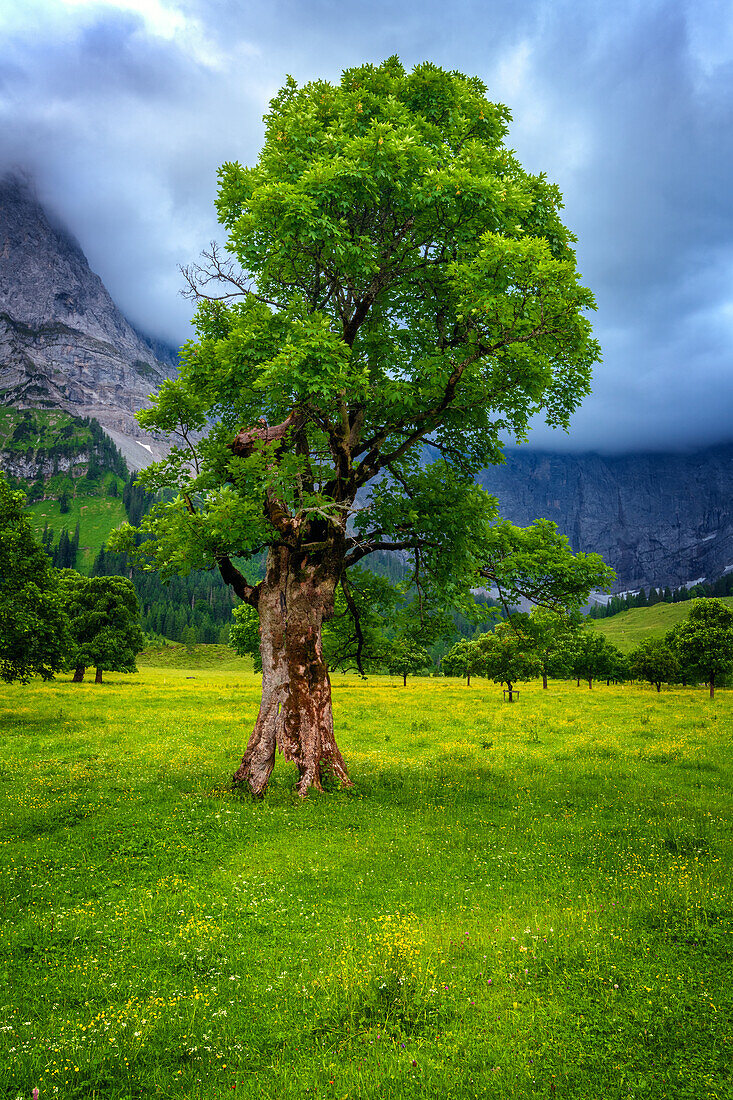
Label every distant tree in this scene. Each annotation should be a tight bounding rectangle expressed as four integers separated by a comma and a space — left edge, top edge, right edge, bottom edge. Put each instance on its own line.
0, 475, 67, 683
442, 637, 485, 685
27, 478, 45, 503
475, 620, 541, 701
605, 646, 629, 685
229, 603, 262, 671
668, 598, 733, 699
386, 637, 432, 686
526, 607, 581, 688
630, 638, 679, 692
181, 625, 198, 653
321, 569, 400, 674
59, 572, 144, 683
567, 630, 621, 689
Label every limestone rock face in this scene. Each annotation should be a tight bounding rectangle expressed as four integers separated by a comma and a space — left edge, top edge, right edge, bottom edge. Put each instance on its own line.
0, 171, 176, 467
480, 446, 733, 591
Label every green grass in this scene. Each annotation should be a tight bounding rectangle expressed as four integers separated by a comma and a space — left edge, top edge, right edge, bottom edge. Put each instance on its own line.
1, 669, 731, 1099
589, 596, 733, 653
26, 494, 127, 572
138, 642, 253, 671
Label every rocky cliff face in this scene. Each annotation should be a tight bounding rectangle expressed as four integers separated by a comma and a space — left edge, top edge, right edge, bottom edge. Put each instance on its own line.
480, 445, 733, 592
0, 171, 176, 468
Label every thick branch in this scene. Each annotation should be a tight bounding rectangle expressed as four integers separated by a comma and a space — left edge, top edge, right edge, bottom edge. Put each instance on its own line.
217, 555, 261, 607
181, 492, 261, 606
230, 409, 307, 459
344, 536, 430, 569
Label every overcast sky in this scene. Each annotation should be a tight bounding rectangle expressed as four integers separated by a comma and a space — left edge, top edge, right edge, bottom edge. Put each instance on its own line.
1, 0, 732, 453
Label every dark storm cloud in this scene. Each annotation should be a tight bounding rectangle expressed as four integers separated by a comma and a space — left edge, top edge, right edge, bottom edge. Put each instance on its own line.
1, 0, 732, 451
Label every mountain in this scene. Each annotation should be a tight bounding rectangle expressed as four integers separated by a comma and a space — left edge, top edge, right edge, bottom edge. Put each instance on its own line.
480, 445, 733, 593
0, 171, 176, 469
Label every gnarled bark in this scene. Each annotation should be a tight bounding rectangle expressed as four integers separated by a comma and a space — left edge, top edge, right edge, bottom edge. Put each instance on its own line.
72, 665, 85, 682
231, 545, 352, 798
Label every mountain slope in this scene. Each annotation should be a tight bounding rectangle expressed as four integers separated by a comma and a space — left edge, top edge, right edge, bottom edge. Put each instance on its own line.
0, 171, 176, 469
480, 445, 733, 591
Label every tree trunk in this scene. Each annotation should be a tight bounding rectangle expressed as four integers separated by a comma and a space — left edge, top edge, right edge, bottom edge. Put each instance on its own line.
466, 672, 471, 686
588, 678, 593, 689
506, 680, 514, 702
576, 677, 580, 687
231, 545, 351, 798
656, 682, 661, 692
403, 671, 407, 687
710, 675, 715, 699
95, 667, 103, 684
72, 665, 85, 682
542, 671, 548, 689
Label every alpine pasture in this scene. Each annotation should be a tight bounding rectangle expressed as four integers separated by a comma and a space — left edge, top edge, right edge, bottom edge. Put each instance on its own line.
1, 661, 731, 1099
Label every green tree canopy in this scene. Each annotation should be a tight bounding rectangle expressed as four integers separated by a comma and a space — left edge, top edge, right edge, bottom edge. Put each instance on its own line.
566, 630, 622, 688
629, 638, 680, 692
111, 58, 604, 796
668, 598, 733, 698
474, 620, 541, 700
442, 637, 487, 685
386, 636, 432, 686
0, 475, 67, 683
59, 572, 144, 683
524, 607, 581, 687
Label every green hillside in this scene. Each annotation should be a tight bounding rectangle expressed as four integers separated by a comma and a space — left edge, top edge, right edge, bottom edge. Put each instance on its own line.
0, 408, 130, 572
0, 407, 94, 450
26, 493, 127, 573
588, 595, 733, 652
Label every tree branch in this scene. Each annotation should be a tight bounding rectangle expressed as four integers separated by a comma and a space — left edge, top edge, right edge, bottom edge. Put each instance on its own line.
180, 242, 280, 308
216, 555, 261, 607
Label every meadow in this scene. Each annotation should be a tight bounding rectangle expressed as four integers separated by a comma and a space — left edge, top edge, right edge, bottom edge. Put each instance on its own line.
1, 664, 731, 1100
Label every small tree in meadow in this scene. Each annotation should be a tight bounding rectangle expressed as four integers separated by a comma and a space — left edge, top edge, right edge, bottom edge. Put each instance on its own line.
386, 637, 432, 686
442, 637, 485, 685
567, 630, 621, 689
525, 607, 581, 688
59, 571, 144, 683
629, 638, 679, 692
668, 598, 733, 699
475, 621, 541, 701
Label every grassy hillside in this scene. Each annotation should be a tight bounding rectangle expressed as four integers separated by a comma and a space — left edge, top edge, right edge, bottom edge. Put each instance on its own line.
0, 407, 94, 450
26, 493, 126, 573
0, 672, 730, 1099
589, 595, 733, 652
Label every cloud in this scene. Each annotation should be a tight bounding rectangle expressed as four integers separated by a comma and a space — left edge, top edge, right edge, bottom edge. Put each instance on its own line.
1, 0, 732, 452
